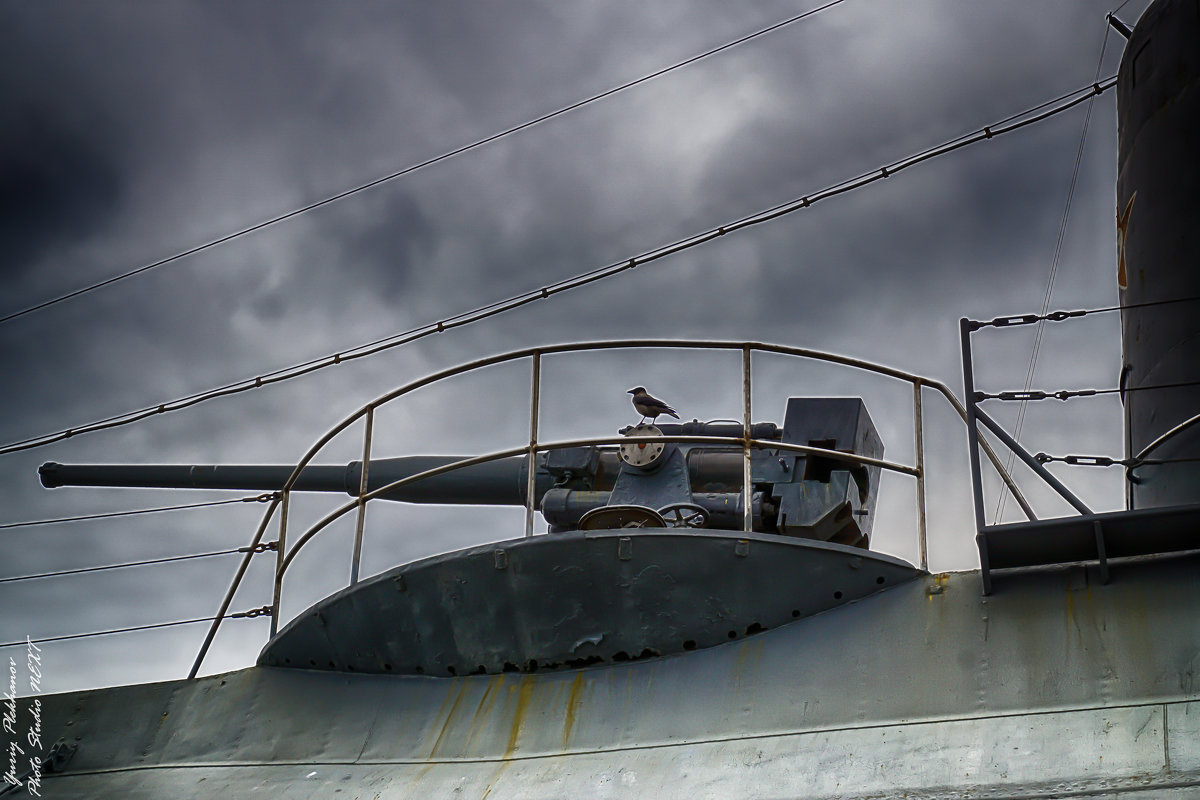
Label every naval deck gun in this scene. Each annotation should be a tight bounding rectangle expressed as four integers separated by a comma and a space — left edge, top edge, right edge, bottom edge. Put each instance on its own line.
40, 397, 882, 546
37, 340, 955, 678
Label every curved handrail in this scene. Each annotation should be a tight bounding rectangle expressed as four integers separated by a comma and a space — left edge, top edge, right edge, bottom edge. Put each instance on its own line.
193, 338, 1032, 676
1135, 411, 1200, 461
276, 435, 920, 579
257, 339, 1024, 511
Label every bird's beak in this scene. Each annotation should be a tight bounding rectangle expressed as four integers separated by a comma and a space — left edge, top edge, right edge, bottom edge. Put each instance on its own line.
627, 389, 635, 394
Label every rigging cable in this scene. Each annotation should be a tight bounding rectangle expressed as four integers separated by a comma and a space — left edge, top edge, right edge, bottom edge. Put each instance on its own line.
993, 25, 1110, 524
0, 76, 1118, 458
0, 0, 850, 327
0, 546, 250, 584
0, 493, 276, 530
969, 293, 1200, 328
0, 608, 271, 650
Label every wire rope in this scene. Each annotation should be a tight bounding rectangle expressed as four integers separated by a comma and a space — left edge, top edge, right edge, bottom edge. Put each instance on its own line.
993, 26, 1109, 524
0, 616, 218, 649
0, 76, 1117, 459
0, 547, 245, 584
0, 494, 275, 530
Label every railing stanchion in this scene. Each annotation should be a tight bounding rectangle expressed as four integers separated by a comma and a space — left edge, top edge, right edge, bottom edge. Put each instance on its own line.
913, 381, 929, 572
270, 490, 290, 637
960, 319, 988, 534
742, 345, 753, 533
350, 407, 374, 585
526, 351, 542, 538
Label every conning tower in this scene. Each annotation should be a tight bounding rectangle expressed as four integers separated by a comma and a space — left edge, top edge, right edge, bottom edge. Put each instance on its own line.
1117, 0, 1200, 508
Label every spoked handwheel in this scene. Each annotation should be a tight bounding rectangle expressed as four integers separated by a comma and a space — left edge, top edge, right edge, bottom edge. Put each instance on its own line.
656, 503, 710, 529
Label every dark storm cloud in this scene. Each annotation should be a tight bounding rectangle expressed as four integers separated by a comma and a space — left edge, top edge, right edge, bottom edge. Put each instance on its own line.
0, 109, 123, 281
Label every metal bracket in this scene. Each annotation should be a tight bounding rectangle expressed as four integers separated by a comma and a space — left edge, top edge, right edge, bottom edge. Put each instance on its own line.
232, 605, 274, 619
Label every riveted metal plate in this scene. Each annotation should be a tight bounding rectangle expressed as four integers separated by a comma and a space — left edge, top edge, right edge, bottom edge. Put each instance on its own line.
259, 529, 919, 676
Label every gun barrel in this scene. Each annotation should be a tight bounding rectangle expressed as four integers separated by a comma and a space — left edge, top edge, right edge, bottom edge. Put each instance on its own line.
39, 456, 532, 505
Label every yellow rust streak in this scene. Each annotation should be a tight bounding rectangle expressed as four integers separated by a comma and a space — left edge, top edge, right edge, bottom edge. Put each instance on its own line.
428, 679, 470, 759
464, 676, 503, 751
927, 573, 951, 602
505, 676, 535, 759
733, 638, 763, 690
561, 672, 586, 749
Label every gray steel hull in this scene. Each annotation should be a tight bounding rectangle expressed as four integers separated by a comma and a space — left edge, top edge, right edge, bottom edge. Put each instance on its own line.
29, 553, 1200, 798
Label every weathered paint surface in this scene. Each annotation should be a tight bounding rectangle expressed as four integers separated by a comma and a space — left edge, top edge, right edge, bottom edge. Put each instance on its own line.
260, 529, 920, 676
1118, 0, 1200, 508
28, 553, 1200, 798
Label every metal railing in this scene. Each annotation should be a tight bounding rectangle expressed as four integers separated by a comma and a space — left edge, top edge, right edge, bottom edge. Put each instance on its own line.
187, 339, 1026, 678
959, 316, 1104, 529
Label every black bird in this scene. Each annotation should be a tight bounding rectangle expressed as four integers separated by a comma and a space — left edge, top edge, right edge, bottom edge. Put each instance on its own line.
628, 387, 679, 424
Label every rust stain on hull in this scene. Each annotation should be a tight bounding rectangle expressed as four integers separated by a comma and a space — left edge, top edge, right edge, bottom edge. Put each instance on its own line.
562, 672, 586, 749
505, 676, 535, 759
428, 680, 470, 759
464, 676, 503, 752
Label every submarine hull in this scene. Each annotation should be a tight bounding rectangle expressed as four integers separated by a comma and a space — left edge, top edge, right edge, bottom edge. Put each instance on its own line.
29, 557, 1200, 799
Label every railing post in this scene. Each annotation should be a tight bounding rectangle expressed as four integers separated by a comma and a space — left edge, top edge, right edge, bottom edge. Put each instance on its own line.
526, 351, 541, 538
350, 407, 374, 585
742, 344, 753, 533
269, 490, 290, 637
960, 319, 988, 535
912, 381, 929, 572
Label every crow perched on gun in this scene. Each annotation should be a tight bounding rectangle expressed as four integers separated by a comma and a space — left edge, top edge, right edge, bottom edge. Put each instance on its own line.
627, 387, 679, 424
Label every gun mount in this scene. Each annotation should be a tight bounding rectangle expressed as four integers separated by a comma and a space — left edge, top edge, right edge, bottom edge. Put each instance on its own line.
41, 397, 883, 547
39, 331, 941, 680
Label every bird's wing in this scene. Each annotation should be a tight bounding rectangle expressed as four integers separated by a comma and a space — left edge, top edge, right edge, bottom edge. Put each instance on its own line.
642, 395, 678, 416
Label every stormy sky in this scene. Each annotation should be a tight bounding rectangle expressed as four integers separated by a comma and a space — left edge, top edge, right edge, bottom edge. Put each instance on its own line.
1, 0, 1151, 694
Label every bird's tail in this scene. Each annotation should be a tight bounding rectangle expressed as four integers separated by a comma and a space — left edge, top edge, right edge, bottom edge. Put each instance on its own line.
666, 408, 680, 419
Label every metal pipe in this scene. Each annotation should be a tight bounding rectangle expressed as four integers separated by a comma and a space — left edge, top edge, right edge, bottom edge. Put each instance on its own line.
526, 352, 541, 538
913, 381, 928, 572
39, 462, 351, 491
40, 458, 530, 504
1134, 411, 1200, 461
960, 319, 989, 534
742, 345, 753, 534
1107, 13, 1132, 39
269, 490, 289, 637
349, 408, 374, 585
